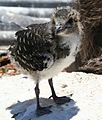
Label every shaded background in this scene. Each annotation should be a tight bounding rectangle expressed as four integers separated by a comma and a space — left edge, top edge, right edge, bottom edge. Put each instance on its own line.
0, 0, 74, 45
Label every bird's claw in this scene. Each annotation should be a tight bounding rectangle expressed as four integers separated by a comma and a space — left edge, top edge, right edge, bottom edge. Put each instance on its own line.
49, 95, 53, 99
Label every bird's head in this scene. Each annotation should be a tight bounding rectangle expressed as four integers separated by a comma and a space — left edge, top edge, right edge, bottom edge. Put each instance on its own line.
51, 6, 82, 59
52, 6, 81, 36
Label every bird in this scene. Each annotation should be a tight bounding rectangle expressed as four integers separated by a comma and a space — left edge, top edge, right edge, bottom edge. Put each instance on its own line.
9, 6, 81, 116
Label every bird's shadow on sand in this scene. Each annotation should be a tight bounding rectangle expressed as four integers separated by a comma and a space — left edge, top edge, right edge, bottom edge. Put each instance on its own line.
7, 97, 79, 120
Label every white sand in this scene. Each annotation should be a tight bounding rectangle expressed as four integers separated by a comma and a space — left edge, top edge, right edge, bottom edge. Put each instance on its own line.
0, 72, 102, 120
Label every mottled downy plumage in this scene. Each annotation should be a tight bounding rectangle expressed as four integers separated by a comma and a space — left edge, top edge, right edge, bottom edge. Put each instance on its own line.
9, 6, 81, 116
10, 22, 56, 72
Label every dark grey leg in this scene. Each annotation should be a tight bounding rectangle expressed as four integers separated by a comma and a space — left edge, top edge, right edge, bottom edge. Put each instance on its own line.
48, 78, 57, 99
48, 78, 71, 105
34, 81, 52, 116
35, 82, 40, 109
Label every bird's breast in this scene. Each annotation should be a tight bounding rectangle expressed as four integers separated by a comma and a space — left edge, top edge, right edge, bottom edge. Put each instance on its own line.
39, 54, 75, 80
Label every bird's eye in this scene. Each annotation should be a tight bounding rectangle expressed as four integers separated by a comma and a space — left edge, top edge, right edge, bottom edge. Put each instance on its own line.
66, 18, 73, 26
74, 19, 77, 22
64, 18, 74, 29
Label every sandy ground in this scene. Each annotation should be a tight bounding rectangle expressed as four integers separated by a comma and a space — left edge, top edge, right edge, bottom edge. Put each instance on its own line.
0, 72, 102, 120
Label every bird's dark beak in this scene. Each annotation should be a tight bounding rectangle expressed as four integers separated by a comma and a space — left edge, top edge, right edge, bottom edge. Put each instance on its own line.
56, 24, 70, 34
55, 26, 63, 34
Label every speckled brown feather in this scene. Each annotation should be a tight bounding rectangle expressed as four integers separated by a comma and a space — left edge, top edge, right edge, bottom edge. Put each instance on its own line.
11, 22, 57, 71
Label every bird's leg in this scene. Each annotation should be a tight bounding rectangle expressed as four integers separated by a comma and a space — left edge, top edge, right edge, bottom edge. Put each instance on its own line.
48, 78, 71, 105
35, 82, 40, 109
34, 81, 52, 116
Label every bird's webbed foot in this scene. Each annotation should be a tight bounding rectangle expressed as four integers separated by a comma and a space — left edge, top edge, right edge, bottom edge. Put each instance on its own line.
48, 78, 71, 105
49, 95, 71, 105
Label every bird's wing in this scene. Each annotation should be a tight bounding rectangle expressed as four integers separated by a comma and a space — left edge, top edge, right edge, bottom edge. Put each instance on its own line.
13, 28, 53, 71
